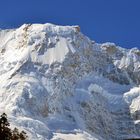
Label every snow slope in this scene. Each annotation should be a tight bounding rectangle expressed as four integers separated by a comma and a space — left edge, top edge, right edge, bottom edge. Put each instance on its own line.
0, 23, 140, 140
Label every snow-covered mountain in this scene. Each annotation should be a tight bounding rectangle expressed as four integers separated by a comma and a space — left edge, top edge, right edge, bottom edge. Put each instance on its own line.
0, 23, 140, 140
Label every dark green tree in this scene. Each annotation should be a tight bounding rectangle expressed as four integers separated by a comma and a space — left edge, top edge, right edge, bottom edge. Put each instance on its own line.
0, 113, 12, 140
0, 113, 28, 140
19, 131, 28, 140
12, 128, 20, 140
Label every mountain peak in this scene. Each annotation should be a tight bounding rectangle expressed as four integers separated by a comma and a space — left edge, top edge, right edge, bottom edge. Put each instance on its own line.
0, 23, 140, 140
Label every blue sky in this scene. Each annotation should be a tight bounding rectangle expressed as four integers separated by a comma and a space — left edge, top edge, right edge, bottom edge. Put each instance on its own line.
0, 0, 140, 49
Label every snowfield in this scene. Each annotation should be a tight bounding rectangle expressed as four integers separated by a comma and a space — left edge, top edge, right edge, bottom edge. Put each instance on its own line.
0, 23, 140, 140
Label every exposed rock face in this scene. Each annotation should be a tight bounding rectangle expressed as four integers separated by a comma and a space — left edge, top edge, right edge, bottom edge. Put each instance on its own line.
0, 23, 140, 140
